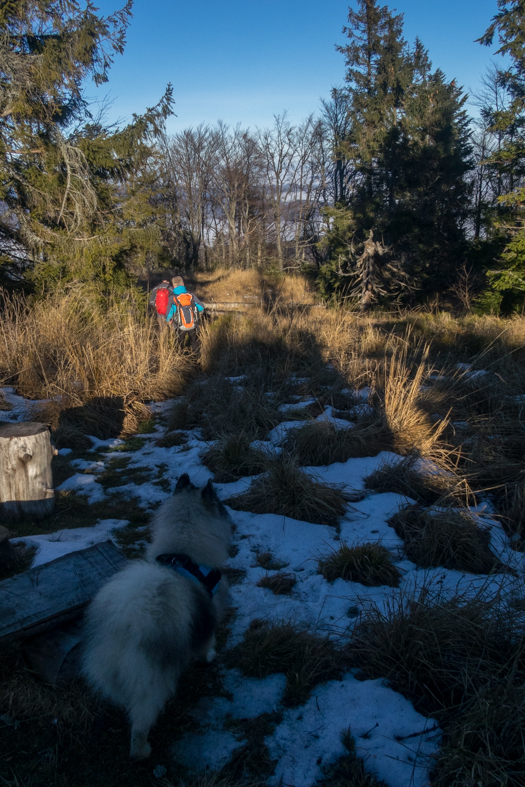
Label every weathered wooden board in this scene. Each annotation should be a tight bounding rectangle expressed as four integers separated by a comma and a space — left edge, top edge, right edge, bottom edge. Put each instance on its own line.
0, 540, 128, 644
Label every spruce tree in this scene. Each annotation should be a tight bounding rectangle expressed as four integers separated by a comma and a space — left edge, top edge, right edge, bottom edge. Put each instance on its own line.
0, 0, 173, 289
478, 0, 525, 313
320, 0, 473, 305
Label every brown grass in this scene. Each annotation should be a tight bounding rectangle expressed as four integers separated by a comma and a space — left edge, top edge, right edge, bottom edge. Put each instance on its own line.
256, 572, 297, 595
168, 376, 283, 440
189, 268, 316, 306
0, 287, 192, 442
317, 542, 402, 587
282, 418, 391, 464
226, 454, 348, 526
349, 587, 525, 787
389, 504, 506, 575
201, 433, 268, 482
364, 454, 467, 506
227, 619, 344, 707
317, 729, 388, 787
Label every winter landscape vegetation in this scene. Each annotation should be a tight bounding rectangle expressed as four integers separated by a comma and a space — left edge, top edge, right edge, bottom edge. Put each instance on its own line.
2, 1, 525, 786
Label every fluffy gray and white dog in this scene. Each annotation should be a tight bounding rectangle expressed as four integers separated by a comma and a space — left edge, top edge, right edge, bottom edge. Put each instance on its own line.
82, 474, 231, 759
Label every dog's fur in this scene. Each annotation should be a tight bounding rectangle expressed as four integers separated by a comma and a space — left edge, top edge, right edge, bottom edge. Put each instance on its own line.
82, 474, 232, 759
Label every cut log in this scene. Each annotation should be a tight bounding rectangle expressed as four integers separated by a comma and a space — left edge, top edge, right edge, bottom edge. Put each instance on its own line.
0, 540, 128, 645
0, 421, 55, 522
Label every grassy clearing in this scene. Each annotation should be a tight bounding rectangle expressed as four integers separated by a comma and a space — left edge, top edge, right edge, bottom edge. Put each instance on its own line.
364, 454, 466, 506
388, 504, 506, 574
317, 542, 402, 587
189, 267, 316, 307
349, 587, 525, 786
256, 572, 297, 595
201, 434, 268, 482
227, 619, 344, 707
226, 454, 348, 526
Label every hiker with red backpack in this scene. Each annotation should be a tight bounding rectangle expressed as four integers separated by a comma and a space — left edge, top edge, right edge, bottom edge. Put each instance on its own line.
165, 276, 205, 349
150, 279, 172, 329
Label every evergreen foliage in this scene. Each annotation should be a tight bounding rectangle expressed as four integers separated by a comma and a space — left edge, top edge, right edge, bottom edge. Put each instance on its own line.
478, 1, 525, 313
319, 0, 473, 306
0, 0, 173, 290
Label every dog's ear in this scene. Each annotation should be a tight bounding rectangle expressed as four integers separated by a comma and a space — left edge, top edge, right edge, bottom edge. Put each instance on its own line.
175, 473, 192, 492
201, 478, 217, 506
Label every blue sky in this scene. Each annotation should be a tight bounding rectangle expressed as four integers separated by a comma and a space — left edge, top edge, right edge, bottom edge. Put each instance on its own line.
92, 0, 506, 132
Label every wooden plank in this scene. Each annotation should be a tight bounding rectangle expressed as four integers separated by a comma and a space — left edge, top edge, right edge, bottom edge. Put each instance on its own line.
0, 540, 128, 644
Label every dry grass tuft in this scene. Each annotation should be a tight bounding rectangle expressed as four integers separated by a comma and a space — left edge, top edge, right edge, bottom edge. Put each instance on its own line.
317, 542, 402, 587
201, 433, 268, 482
349, 587, 525, 786
168, 377, 283, 440
257, 572, 297, 595
317, 729, 388, 787
379, 346, 448, 455
226, 454, 347, 526
228, 619, 344, 707
282, 418, 391, 465
254, 551, 288, 570
389, 504, 506, 575
432, 684, 525, 787
364, 454, 466, 506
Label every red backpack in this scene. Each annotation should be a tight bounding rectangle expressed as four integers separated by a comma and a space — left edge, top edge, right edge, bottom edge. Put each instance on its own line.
173, 292, 196, 331
155, 286, 170, 316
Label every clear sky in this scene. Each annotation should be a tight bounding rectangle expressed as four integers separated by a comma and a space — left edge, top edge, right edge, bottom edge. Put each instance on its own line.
91, 0, 506, 132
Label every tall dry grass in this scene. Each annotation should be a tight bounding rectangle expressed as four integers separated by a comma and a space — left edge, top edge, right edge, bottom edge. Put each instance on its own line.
0, 288, 192, 436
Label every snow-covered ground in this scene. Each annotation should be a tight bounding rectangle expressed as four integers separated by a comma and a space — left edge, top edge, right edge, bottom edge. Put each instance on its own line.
2, 384, 524, 787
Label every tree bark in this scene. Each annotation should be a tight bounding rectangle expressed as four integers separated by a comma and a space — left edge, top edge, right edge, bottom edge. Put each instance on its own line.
0, 422, 55, 522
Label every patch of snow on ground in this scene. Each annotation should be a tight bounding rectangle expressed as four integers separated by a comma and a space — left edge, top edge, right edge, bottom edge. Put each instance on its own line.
268, 675, 440, 787
56, 473, 106, 503
12, 519, 130, 566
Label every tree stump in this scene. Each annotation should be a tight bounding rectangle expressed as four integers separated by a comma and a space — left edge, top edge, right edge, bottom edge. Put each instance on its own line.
0, 422, 55, 522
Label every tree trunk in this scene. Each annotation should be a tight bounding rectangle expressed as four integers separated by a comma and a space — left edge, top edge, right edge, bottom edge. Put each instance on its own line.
0, 422, 55, 522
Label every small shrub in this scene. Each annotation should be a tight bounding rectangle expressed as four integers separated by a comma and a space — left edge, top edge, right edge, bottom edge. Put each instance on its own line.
226, 455, 347, 526
228, 619, 344, 707
389, 504, 506, 575
257, 572, 297, 595
317, 542, 401, 587
202, 433, 268, 482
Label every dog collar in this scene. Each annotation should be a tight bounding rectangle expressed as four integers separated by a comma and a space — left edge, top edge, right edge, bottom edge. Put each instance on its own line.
155, 553, 221, 597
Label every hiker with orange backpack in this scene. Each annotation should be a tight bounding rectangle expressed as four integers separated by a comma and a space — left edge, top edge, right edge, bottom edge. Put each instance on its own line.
165, 276, 205, 349
150, 279, 172, 329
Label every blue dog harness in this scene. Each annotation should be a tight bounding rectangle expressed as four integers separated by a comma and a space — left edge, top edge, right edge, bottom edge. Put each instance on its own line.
155, 553, 221, 597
